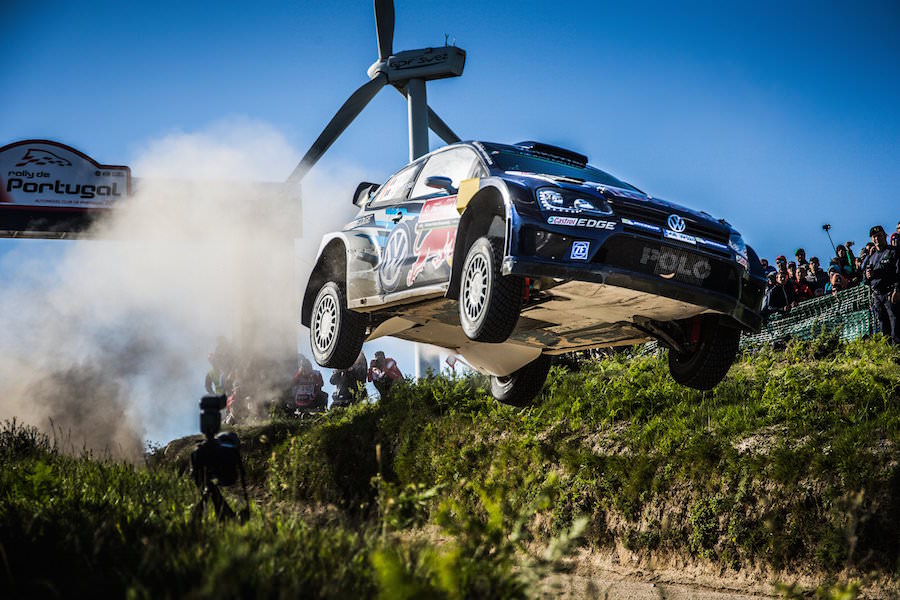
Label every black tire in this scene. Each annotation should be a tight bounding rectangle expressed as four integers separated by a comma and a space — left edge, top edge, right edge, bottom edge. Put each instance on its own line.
459, 236, 523, 343
490, 354, 550, 407
309, 282, 366, 369
667, 317, 740, 390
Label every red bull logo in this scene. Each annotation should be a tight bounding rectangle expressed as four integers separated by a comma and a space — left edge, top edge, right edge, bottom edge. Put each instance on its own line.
408, 226, 456, 286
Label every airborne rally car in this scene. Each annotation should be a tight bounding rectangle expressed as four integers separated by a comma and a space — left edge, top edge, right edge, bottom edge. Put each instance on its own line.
302, 141, 766, 405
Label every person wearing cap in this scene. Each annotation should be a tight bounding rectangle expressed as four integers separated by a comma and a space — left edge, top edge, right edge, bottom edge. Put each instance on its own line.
794, 248, 808, 268
368, 350, 403, 396
861, 225, 900, 343
891, 232, 899, 248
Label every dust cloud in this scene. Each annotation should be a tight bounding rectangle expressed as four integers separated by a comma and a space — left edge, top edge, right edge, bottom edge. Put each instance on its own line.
0, 118, 362, 460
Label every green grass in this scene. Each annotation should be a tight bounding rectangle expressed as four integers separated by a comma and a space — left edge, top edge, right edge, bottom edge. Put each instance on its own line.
2, 336, 898, 597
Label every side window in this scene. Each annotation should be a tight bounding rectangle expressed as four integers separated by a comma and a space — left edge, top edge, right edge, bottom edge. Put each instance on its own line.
410, 148, 481, 199
370, 164, 420, 206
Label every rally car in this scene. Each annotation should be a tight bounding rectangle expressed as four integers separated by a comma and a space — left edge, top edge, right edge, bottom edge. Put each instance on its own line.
302, 141, 766, 405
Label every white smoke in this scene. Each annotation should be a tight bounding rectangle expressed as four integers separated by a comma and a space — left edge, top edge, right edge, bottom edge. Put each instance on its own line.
0, 118, 361, 459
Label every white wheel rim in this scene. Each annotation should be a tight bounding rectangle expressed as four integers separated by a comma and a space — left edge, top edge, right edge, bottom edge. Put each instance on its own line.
462, 252, 489, 322
313, 293, 338, 353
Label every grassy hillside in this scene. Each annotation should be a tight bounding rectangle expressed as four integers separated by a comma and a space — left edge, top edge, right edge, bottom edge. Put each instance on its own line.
2, 336, 899, 598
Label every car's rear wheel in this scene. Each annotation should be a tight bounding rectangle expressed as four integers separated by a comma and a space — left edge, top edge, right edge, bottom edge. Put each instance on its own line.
459, 236, 523, 343
490, 354, 550, 407
310, 282, 366, 369
667, 316, 740, 390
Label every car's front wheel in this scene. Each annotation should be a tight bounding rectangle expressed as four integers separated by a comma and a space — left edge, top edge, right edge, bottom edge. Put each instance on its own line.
667, 316, 740, 390
459, 236, 523, 343
309, 282, 366, 369
490, 354, 550, 407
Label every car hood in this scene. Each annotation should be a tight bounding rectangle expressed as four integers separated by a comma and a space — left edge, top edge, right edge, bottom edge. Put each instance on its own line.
505, 172, 735, 236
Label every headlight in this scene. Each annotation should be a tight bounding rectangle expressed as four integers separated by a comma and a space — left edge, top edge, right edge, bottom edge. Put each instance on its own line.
537, 187, 613, 215
728, 234, 748, 259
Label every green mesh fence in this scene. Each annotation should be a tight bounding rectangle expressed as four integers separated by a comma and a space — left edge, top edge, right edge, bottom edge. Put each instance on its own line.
635, 284, 875, 356
740, 283, 874, 347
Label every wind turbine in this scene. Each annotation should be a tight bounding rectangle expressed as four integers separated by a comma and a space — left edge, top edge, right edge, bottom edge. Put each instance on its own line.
287, 0, 465, 185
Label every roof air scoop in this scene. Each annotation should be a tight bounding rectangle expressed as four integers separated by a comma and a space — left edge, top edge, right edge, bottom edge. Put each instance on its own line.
514, 141, 588, 166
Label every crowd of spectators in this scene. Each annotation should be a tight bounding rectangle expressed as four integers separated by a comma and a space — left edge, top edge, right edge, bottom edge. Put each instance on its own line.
204, 337, 406, 423
760, 220, 900, 343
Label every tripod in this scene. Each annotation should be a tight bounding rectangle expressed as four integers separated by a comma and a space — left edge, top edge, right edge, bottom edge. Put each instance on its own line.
191, 434, 251, 523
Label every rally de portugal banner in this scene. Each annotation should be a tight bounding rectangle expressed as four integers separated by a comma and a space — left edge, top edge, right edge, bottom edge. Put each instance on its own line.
0, 140, 131, 210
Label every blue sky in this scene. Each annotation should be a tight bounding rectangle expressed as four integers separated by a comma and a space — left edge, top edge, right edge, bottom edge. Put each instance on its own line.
1, 1, 899, 442
3, 0, 898, 259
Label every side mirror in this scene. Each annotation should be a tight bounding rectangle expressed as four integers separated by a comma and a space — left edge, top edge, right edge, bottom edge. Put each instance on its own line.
353, 181, 378, 206
424, 176, 457, 195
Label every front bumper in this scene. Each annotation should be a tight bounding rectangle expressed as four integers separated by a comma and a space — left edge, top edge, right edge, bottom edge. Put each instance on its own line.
505, 208, 765, 331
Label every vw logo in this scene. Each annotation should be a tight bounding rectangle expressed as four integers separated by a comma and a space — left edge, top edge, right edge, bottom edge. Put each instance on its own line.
667, 214, 686, 233
379, 225, 410, 292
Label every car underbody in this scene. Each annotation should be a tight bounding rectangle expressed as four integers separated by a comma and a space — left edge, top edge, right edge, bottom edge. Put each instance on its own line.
360, 276, 724, 376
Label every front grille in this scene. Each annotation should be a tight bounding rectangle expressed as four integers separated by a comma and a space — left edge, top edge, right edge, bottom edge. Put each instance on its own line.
598, 236, 740, 298
609, 200, 730, 244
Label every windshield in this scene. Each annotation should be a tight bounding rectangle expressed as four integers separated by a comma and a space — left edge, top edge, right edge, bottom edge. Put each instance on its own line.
490, 149, 639, 191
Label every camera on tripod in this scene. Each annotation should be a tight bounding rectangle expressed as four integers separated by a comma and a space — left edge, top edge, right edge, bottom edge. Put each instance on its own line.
190, 394, 249, 521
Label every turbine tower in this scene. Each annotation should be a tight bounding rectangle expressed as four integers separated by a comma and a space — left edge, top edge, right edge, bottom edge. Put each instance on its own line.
287, 0, 465, 185
287, 0, 466, 378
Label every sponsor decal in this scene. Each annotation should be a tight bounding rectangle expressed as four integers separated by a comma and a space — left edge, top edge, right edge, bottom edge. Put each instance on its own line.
663, 229, 697, 245
379, 225, 411, 292
735, 254, 749, 270
416, 196, 458, 230
640, 247, 712, 282
0, 140, 130, 209
408, 226, 456, 286
621, 218, 661, 232
547, 215, 615, 230
667, 214, 686, 233
344, 213, 375, 230
698, 237, 729, 251
570, 241, 590, 260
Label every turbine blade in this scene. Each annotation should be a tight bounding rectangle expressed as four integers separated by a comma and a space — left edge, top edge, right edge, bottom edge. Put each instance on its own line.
374, 0, 395, 60
426, 107, 461, 145
392, 85, 461, 144
288, 75, 387, 184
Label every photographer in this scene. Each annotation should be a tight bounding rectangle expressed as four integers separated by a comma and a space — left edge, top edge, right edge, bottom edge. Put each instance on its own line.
290, 355, 326, 412
861, 225, 900, 343
330, 350, 368, 407
368, 350, 403, 396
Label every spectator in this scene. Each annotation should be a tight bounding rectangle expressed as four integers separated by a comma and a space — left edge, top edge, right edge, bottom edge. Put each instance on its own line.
368, 350, 403, 396
794, 265, 813, 301
760, 258, 776, 276
861, 225, 899, 343
808, 256, 828, 292
290, 355, 326, 412
832, 244, 856, 282
762, 271, 793, 319
330, 350, 369, 407
205, 353, 227, 395
775, 255, 788, 272
794, 248, 808, 267
891, 232, 899, 248
824, 266, 847, 296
